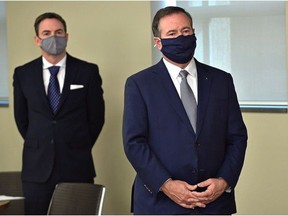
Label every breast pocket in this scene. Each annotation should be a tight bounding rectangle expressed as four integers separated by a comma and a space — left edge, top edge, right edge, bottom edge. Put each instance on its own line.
65, 86, 87, 109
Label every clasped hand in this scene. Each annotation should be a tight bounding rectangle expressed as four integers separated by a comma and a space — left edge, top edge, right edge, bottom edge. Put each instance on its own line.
161, 178, 228, 209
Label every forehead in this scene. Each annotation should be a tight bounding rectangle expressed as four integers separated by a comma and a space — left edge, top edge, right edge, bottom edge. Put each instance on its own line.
159, 12, 192, 31
38, 18, 64, 31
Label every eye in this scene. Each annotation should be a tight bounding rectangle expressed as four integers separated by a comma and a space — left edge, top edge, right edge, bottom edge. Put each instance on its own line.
55, 30, 65, 36
41, 31, 51, 37
166, 31, 177, 38
182, 28, 192, 35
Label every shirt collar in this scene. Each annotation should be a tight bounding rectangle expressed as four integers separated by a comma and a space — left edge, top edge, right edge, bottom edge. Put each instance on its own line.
163, 57, 197, 79
42, 54, 67, 69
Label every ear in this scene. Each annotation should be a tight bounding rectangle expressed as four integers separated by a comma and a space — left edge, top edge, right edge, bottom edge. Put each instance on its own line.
34, 35, 41, 47
153, 37, 162, 50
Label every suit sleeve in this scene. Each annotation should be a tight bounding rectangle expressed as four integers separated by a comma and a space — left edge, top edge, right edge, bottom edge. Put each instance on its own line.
86, 64, 105, 145
216, 74, 248, 189
122, 76, 171, 194
13, 67, 29, 139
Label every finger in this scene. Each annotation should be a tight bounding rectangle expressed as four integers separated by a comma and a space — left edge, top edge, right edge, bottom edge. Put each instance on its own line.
181, 203, 195, 209
181, 201, 205, 209
197, 179, 211, 188
186, 184, 198, 191
187, 196, 201, 203
193, 202, 206, 208
191, 190, 210, 197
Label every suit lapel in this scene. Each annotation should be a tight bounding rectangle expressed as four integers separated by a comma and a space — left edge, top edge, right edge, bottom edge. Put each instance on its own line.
195, 59, 212, 137
56, 54, 78, 114
33, 57, 54, 115
155, 60, 195, 134
33, 55, 79, 116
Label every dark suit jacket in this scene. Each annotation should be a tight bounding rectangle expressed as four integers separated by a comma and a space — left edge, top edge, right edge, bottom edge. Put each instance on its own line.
123, 59, 247, 214
13, 54, 105, 183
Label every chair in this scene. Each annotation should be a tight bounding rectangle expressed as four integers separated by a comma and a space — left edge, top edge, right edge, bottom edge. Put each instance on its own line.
47, 182, 106, 215
0, 171, 25, 215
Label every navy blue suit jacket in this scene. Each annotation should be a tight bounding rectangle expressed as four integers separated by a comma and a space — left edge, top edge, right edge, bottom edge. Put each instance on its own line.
123, 59, 247, 214
13, 54, 105, 183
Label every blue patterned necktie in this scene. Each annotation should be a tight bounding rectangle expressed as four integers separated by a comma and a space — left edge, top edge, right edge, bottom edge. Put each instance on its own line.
48, 66, 61, 114
179, 70, 197, 132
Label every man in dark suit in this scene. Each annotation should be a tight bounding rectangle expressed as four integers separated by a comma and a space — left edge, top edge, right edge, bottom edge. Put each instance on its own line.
123, 6, 247, 215
13, 12, 105, 214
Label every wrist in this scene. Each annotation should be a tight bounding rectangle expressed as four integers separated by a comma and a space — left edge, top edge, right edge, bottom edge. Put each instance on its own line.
160, 178, 172, 192
218, 177, 230, 192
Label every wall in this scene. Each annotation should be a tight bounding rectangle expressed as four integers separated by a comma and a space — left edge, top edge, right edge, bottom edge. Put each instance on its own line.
1, 1, 151, 214
0, 1, 287, 214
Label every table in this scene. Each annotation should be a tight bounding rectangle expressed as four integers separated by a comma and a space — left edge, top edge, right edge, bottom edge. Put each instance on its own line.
0, 200, 10, 210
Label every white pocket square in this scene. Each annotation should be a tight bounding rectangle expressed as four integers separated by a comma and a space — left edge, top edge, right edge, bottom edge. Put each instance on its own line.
70, 84, 84, 90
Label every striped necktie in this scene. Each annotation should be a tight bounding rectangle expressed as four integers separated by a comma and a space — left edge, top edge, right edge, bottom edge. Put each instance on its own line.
48, 66, 61, 114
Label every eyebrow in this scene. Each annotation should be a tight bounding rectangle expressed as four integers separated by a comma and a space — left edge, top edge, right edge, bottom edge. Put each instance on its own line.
165, 26, 192, 34
182, 26, 192, 31
41, 29, 64, 34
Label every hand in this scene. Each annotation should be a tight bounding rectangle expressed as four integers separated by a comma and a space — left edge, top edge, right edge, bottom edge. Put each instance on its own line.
191, 178, 228, 205
161, 179, 206, 209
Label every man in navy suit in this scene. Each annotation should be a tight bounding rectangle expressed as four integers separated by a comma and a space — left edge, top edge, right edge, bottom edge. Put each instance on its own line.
13, 12, 105, 214
123, 6, 247, 215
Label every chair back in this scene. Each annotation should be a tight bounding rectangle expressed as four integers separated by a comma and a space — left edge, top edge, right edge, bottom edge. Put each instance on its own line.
47, 182, 105, 215
0, 171, 24, 215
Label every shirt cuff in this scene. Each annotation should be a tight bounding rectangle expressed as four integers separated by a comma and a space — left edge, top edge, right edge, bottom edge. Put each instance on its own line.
218, 177, 231, 193
225, 186, 232, 193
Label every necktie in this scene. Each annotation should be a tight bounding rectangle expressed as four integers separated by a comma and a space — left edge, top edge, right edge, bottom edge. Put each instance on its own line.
179, 70, 197, 132
48, 66, 61, 114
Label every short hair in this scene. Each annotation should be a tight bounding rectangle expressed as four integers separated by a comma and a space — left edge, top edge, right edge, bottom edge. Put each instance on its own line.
152, 6, 193, 37
34, 12, 67, 36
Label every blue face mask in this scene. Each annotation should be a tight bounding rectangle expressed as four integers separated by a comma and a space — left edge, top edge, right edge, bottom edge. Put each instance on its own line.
160, 34, 197, 64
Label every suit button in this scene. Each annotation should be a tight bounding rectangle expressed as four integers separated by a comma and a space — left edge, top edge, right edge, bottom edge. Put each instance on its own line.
196, 142, 200, 147
51, 139, 54, 144
52, 120, 57, 124
192, 168, 198, 173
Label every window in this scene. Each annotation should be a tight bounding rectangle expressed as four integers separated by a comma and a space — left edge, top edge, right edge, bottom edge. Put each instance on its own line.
0, 1, 9, 107
151, 1, 287, 112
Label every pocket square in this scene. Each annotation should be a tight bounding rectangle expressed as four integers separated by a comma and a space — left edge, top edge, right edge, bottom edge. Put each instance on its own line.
70, 84, 84, 90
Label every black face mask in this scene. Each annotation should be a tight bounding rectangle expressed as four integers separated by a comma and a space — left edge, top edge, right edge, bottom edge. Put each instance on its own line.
160, 34, 197, 64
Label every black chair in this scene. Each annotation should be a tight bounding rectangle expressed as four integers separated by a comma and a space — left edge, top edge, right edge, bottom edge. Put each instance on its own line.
47, 182, 106, 215
0, 171, 24, 215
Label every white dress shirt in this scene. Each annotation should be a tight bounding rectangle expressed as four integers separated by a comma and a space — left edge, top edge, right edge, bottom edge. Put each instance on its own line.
163, 58, 198, 103
42, 55, 67, 94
